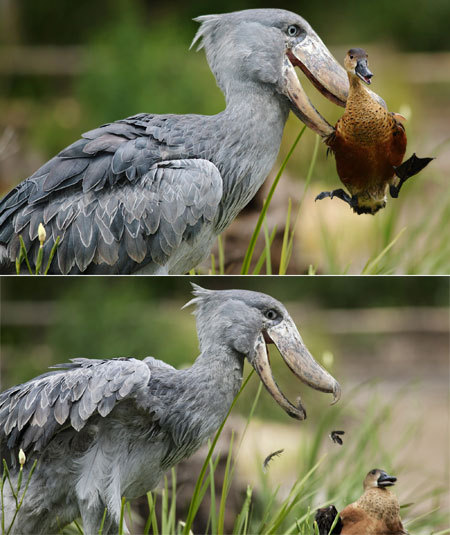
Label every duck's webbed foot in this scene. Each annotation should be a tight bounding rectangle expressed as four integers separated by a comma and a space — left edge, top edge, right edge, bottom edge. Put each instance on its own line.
390, 153, 434, 198
316, 188, 355, 208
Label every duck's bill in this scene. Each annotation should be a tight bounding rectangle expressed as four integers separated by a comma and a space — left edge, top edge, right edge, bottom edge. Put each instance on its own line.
355, 59, 373, 85
250, 319, 341, 420
283, 30, 385, 136
377, 471, 397, 487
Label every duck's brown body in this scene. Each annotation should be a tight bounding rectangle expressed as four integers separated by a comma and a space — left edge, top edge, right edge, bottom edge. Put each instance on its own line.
327, 76, 407, 214
316, 48, 433, 215
315, 469, 408, 535
340, 486, 407, 535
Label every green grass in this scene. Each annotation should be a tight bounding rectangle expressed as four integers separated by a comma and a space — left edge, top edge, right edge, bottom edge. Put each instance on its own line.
210, 131, 450, 275
2, 381, 448, 535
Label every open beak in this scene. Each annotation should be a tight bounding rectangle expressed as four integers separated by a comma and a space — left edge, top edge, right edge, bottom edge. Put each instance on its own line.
250, 318, 341, 420
282, 29, 384, 136
377, 471, 397, 487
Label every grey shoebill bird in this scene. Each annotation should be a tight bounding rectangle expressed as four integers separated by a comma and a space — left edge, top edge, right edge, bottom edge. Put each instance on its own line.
0, 286, 341, 534
0, 8, 385, 274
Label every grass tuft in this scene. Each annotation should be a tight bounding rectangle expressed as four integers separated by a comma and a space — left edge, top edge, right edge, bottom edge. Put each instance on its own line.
1, 382, 447, 534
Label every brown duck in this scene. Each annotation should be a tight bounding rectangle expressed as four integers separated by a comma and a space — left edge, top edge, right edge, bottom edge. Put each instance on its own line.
316, 48, 433, 214
315, 468, 408, 535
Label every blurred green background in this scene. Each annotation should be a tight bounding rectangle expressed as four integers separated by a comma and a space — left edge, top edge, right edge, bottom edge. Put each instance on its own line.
0, 0, 449, 273
1, 277, 449, 526
1, 275, 448, 402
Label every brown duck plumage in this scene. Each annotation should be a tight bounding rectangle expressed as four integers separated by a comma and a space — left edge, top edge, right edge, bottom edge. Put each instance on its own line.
340, 469, 407, 535
315, 469, 408, 535
316, 48, 433, 215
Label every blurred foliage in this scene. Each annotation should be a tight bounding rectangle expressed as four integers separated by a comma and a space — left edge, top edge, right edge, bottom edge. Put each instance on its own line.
76, 5, 223, 127
1, 277, 448, 394
10, 0, 450, 51
2, 275, 448, 306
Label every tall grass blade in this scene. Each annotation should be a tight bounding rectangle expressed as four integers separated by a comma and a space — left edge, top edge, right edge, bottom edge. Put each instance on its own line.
279, 198, 292, 275
218, 235, 225, 275
252, 226, 277, 275
263, 458, 325, 535
98, 508, 107, 535
145, 492, 159, 535
241, 126, 306, 274
118, 497, 126, 535
218, 432, 235, 534
234, 485, 253, 535
210, 253, 216, 275
404, 506, 441, 528
43, 236, 60, 275
161, 475, 169, 535
69, 520, 83, 535
362, 226, 407, 274
183, 371, 254, 535
263, 218, 272, 275
208, 456, 217, 535
168, 468, 177, 535
35, 246, 44, 275
5, 460, 37, 535
282, 133, 321, 273
18, 236, 32, 274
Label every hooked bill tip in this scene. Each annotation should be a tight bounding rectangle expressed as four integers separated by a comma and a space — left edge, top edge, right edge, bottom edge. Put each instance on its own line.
331, 382, 341, 405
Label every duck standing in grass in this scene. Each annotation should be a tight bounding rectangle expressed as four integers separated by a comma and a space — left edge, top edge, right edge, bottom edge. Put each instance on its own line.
316, 48, 433, 214
315, 469, 408, 534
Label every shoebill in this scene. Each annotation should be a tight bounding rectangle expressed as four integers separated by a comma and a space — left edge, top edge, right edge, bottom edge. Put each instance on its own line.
1, 285, 340, 534
0, 9, 379, 273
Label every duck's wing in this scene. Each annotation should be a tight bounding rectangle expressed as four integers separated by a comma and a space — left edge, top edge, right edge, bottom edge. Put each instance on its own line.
0, 357, 160, 466
386, 112, 407, 168
339, 503, 376, 535
0, 114, 222, 274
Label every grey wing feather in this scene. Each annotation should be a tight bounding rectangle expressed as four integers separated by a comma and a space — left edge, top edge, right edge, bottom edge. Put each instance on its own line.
1, 113, 222, 274
0, 358, 151, 460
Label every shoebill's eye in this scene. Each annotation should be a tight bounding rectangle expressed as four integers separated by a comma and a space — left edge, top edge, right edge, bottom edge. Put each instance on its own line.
265, 309, 278, 320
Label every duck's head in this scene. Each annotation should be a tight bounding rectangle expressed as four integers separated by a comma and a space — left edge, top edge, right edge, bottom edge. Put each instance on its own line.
363, 469, 397, 491
192, 9, 369, 137
344, 48, 373, 85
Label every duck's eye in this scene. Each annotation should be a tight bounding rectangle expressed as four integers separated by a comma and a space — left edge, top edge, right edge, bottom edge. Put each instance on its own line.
264, 309, 278, 320
287, 25, 300, 37
370, 469, 377, 475
349, 55, 354, 59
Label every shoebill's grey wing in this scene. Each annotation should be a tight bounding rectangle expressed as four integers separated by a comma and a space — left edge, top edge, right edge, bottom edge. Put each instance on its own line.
0, 357, 154, 465
0, 115, 222, 273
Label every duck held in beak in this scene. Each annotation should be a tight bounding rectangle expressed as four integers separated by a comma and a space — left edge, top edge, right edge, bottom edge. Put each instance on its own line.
282, 36, 385, 137
315, 47, 433, 214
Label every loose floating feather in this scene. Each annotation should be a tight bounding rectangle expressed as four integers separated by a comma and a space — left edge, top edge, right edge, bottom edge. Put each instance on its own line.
262, 448, 284, 472
329, 430, 345, 445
